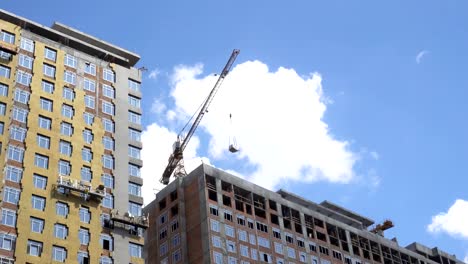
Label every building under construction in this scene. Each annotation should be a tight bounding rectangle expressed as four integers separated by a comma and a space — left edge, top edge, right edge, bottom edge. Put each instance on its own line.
144, 164, 464, 264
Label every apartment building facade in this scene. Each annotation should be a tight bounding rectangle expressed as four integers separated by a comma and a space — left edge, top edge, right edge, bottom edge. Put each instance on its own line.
0, 9, 146, 263
144, 164, 463, 264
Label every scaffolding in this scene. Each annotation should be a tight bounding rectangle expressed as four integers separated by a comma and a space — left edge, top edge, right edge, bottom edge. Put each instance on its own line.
108, 209, 149, 229
55, 175, 105, 201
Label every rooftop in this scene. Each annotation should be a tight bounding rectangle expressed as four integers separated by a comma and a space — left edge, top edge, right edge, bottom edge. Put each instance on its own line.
0, 9, 140, 67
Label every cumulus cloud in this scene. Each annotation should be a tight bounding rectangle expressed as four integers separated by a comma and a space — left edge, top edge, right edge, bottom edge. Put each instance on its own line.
151, 99, 166, 114
168, 60, 357, 189
427, 199, 468, 239
148, 68, 160, 80
416, 50, 429, 64
370, 151, 379, 160
464, 255, 467, 264
141, 59, 364, 204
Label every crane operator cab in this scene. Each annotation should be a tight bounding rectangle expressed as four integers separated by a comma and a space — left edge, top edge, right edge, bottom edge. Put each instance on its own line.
229, 113, 239, 153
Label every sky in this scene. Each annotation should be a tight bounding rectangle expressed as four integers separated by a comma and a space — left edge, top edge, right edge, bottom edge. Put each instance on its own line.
2, 0, 468, 261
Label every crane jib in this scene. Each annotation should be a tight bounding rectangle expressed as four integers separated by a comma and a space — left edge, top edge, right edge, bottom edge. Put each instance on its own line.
159, 49, 240, 185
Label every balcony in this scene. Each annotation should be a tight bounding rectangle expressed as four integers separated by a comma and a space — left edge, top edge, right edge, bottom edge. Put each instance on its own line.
55, 175, 105, 201
0, 42, 18, 54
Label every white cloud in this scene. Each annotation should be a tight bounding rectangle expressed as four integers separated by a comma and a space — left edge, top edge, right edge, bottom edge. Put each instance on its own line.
166, 60, 358, 190
370, 151, 379, 160
416, 50, 429, 64
427, 199, 468, 239
148, 68, 160, 80
151, 99, 166, 114
464, 255, 468, 264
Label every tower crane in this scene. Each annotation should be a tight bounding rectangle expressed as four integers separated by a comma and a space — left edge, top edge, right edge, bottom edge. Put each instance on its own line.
160, 49, 240, 185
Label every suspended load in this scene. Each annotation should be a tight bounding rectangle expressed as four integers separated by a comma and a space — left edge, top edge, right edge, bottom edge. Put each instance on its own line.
229, 113, 239, 153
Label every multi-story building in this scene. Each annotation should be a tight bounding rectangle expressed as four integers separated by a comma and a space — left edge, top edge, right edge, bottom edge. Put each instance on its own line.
0, 9, 146, 263
144, 164, 464, 264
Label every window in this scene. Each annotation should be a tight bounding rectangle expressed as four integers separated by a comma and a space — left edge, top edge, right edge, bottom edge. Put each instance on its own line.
129, 164, 141, 177
83, 129, 93, 144
102, 84, 115, 98
64, 70, 76, 85
42, 80, 54, 93
309, 243, 317, 252
128, 183, 141, 196
83, 112, 94, 125
286, 233, 294, 244
238, 230, 247, 242
32, 195, 46, 211
30, 217, 44, 233
33, 174, 47, 189
79, 207, 91, 223
256, 222, 268, 233
227, 240, 236, 253
16, 70, 32, 85
258, 237, 270, 248
300, 252, 307, 262
5, 166, 23, 182
34, 154, 49, 169
84, 95, 95, 108
129, 95, 141, 108
102, 174, 114, 188
38, 115, 51, 129
129, 243, 142, 258
287, 247, 296, 258
214, 252, 223, 264
78, 252, 89, 264
19, 54, 33, 69
40, 97, 53, 112
37, 134, 50, 149
81, 167, 92, 182
0, 83, 7, 96
3, 187, 20, 204
224, 210, 233, 221
128, 146, 141, 159
103, 194, 114, 209
160, 242, 168, 256
249, 233, 256, 245
273, 228, 281, 239
319, 246, 329, 255
251, 249, 258, 261
211, 219, 220, 232
102, 101, 114, 115
0, 121, 3, 134
58, 160, 71, 175
212, 236, 222, 248
10, 126, 27, 141
82, 148, 92, 162
54, 224, 68, 239
27, 240, 42, 256
7, 145, 24, 162
172, 249, 181, 262
0, 102, 5, 115
100, 234, 113, 251
129, 202, 141, 216
128, 111, 141, 124
209, 205, 219, 216
83, 78, 96, 92
172, 233, 181, 247
129, 128, 141, 142
64, 54, 77, 68
0, 50, 12, 61
53, 246, 67, 262
59, 123, 72, 137
103, 69, 115, 82
61, 104, 74, 118
159, 213, 168, 224
0, 31, 15, 44
225, 225, 235, 237
100, 256, 113, 264
0, 66, 11, 80
1, 209, 16, 227
44, 47, 56, 61
128, 79, 140, 91
59, 140, 72, 156
56, 202, 69, 217
297, 238, 305, 248
14, 88, 30, 104
103, 136, 114, 150
240, 245, 249, 257
274, 242, 283, 254
102, 118, 114, 132
79, 228, 90, 245
20, 37, 34, 52
43, 63, 56, 78
62, 87, 74, 100
84, 62, 96, 75
102, 155, 114, 169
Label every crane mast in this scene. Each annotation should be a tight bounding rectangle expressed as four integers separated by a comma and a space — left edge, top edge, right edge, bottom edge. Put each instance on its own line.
160, 49, 240, 185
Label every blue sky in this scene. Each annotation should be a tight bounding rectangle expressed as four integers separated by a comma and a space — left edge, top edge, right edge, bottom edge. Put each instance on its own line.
3, 0, 468, 261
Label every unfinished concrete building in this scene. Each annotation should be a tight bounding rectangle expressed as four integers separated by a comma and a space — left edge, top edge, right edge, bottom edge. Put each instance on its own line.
144, 164, 463, 264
